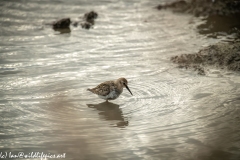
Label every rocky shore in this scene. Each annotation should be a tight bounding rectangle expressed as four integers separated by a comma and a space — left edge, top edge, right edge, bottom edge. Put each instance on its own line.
49, 11, 98, 33
171, 42, 240, 75
157, 0, 240, 74
157, 0, 240, 17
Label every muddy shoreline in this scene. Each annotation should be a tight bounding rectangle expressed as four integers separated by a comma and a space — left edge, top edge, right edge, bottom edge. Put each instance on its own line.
157, 0, 240, 74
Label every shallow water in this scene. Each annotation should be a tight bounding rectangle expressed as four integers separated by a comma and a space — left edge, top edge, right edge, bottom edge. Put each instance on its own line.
1, 0, 240, 160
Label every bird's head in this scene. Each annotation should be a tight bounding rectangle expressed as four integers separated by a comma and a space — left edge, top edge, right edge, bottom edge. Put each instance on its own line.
118, 77, 133, 96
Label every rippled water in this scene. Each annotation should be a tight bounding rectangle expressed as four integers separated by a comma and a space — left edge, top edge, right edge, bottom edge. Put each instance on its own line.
1, 0, 240, 160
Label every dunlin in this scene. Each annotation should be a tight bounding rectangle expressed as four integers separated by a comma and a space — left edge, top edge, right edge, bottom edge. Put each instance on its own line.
87, 77, 133, 102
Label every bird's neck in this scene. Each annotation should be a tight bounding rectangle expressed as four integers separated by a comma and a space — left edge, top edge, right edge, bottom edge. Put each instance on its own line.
114, 80, 123, 93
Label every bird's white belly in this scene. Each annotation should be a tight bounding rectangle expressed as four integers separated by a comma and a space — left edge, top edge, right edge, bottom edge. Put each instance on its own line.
98, 90, 120, 100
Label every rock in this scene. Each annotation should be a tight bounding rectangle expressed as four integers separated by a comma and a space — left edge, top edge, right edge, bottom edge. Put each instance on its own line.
50, 11, 98, 32
83, 11, 98, 23
52, 18, 71, 29
81, 22, 92, 30
72, 21, 79, 27
158, 0, 240, 74
171, 42, 240, 73
81, 11, 98, 30
157, 0, 240, 38
157, 0, 240, 17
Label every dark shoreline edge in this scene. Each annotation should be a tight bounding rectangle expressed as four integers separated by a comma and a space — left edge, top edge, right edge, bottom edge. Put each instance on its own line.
157, 0, 240, 75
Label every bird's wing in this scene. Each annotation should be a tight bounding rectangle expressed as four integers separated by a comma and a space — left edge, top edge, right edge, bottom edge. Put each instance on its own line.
90, 81, 113, 96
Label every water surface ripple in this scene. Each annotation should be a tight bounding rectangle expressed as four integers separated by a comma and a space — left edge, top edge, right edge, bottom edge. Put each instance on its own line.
0, 0, 240, 160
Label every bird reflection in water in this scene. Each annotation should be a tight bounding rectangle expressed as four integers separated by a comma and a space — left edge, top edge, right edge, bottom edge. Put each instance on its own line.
87, 101, 128, 128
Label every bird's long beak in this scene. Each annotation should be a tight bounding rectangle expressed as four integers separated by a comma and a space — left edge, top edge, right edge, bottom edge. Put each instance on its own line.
124, 84, 133, 96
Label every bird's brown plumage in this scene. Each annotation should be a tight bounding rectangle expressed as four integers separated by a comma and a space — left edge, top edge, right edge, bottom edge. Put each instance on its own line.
87, 80, 116, 96
87, 77, 132, 101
